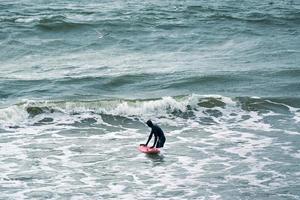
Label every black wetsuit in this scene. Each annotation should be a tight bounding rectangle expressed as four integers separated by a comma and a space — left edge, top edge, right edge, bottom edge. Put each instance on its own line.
146, 124, 166, 148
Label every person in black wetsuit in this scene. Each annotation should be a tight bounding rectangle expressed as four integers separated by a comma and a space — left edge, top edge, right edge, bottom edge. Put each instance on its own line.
142, 120, 166, 148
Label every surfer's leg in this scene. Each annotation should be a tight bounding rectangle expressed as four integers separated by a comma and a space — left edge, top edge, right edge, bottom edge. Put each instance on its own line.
156, 137, 165, 148
156, 140, 161, 148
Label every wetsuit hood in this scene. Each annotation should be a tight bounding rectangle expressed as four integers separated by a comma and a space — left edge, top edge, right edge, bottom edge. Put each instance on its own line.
146, 120, 153, 127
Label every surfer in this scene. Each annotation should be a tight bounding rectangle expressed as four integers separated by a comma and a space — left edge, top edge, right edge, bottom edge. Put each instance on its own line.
142, 120, 166, 148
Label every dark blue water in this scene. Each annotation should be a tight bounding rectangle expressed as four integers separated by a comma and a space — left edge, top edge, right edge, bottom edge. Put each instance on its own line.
1, 1, 300, 199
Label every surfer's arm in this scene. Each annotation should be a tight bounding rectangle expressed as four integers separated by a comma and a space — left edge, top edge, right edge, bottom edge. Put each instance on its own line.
145, 131, 153, 146
151, 135, 158, 148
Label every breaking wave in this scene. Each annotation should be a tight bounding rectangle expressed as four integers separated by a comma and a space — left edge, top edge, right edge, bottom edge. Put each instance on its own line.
1, 94, 299, 130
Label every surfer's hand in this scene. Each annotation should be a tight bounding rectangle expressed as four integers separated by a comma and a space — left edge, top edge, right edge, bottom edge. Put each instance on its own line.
150, 146, 154, 148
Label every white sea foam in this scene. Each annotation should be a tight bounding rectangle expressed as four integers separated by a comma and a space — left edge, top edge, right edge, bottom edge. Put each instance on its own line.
0, 105, 28, 128
293, 110, 300, 123
0, 94, 299, 199
15, 16, 40, 23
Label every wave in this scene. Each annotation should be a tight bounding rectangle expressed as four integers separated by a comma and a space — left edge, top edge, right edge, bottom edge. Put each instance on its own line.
102, 74, 148, 88
160, 74, 246, 90
274, 68, 300, 77
10, 14, 143, 32
1, 95, 299, 129
185, 5, 300, 25
203, 12, 296, 25
35, 15, 91, 31
3, 4, 299, 32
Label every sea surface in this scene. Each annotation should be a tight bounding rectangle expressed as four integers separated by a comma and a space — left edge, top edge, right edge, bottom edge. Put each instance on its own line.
1, 0, 300, 199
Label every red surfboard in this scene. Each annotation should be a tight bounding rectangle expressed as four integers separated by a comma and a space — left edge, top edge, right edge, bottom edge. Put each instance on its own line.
138, 145, 160, 154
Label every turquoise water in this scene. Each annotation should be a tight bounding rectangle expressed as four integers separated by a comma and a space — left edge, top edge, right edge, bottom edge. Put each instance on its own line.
1, 0, 300, 199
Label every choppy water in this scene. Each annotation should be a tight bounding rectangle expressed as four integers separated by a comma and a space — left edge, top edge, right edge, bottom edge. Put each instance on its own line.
1, 0, 300, 199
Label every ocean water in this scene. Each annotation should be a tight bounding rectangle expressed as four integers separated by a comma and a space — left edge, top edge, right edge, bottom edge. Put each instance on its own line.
1, 0, 300, 199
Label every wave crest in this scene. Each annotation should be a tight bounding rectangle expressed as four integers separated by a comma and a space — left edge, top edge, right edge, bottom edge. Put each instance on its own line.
36, 15, 90, 31
1, 95, 299, 129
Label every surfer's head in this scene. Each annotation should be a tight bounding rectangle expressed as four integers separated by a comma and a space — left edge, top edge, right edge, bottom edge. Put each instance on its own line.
146, 120, 153, 127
